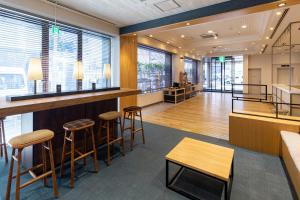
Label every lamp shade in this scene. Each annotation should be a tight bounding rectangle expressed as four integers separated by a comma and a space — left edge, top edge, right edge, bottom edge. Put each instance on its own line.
73, 61, 84, 80
104, 64, 111, 79
28, 58, 43, 80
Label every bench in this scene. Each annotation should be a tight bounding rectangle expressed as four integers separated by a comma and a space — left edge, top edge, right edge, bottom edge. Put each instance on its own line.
281, 131, 300, 198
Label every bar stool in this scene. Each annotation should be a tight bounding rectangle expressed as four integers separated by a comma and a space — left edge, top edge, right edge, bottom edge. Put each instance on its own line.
0, 117, 8, 163
122, 106, 145, 151
98, 111, 124, 166
60, 119, 98, 188
6, 129, 58, 200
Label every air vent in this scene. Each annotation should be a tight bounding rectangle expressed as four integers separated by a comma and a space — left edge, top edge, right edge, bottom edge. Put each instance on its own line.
154, 0, 181, 12
200, 33, 218, 39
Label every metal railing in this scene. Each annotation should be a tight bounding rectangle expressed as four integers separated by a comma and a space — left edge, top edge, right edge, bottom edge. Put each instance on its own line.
231, 84, 300, 122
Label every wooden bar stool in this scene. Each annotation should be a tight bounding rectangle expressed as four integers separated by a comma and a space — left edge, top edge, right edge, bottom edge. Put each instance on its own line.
122, 106, 145, 151
60, 119, 98, 188
98, 111, 124, 166
0, 117, 8, 163
6, 129, 58, 200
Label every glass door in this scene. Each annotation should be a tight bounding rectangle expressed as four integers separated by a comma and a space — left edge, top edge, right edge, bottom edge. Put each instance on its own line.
203, 56, 243, 92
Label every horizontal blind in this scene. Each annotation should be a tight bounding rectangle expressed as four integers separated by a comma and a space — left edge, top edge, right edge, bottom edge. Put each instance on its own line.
82, 32, 111, 89
0, 14, 42, 95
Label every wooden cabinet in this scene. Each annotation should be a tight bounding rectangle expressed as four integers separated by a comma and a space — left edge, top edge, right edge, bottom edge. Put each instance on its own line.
163, 88, 185, 104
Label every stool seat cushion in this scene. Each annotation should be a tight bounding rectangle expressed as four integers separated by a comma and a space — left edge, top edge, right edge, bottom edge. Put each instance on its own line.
99, 111, 121, 121
63, 119, 95, 131
123, 106, 142, 112
9, 129, 54, 149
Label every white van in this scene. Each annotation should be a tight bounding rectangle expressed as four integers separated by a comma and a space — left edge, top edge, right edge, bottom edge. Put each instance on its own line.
0, 67, 28, 97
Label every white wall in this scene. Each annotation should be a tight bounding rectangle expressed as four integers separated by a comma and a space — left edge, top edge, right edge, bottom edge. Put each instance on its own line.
248, 53, 300, 93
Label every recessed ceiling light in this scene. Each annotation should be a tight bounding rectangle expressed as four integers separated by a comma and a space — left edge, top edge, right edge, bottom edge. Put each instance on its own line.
241, 25, 247, 29
270, 27, 274, 31
245, 48, 248, 51
186, 22, 190, 26
214, 36, 218, 39
266, 36, 270, 40
251, 42, 256, 45
181, 35, 185, 38
218, 46, 222, 48
133, 33, 137, 36
178, 46, 182, 49
237, 31, 241, 35
149, 34, 153, 37
276, 11, 282, 16
208, 30, 214, 34
278, 3, 286, 7
166, 41, 170, 44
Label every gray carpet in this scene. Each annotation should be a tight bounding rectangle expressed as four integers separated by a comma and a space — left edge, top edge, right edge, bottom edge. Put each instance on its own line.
0, 122, 296, 200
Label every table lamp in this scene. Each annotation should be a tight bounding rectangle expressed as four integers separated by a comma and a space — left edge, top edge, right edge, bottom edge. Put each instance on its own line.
28, 58, 43, 94
73, 61, 84, 90
104, 64, 111, 88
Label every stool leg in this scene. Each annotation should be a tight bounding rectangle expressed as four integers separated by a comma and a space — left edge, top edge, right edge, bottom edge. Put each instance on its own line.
1, 119, 8, 163
60, 131, 67, 178
122, 112, 126, 134
90, 127, 99, 172
119, 117, 125, 156
130, 113, 134, 151
70, 131, 75, 188
139, 110, 145, 144
5, 148, 15, 200
15, 148, 22, 200
83, 129, 87, 166
106, 121, 111, 166
0, 120, 3, 157
111, 120, 115, 156
98, 120, 103, 145
42, 143, 48, 186
48, 140, 59, 198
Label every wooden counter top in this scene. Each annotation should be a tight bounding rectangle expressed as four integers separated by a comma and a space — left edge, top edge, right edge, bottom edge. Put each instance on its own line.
0, 88, 140, 118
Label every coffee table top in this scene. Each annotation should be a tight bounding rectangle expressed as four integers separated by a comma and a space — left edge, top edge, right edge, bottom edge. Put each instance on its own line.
166, 137, 234, 181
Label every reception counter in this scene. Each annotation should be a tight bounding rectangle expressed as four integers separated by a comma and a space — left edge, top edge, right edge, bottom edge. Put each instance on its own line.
0, 88, 140, 167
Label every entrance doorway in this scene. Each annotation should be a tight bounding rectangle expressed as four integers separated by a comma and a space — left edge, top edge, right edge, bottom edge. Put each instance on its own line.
203, 56, 243, 92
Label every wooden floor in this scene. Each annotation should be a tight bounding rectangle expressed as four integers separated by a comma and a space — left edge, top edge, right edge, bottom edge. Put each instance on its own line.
143, 92, 273, 140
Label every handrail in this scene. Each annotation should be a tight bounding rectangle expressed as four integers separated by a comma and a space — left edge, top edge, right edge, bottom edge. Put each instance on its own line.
231, 84, 300, 122
231, 83, 268, 101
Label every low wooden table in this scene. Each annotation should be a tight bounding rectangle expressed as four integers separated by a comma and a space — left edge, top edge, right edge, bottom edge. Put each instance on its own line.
165, 137, 234, 200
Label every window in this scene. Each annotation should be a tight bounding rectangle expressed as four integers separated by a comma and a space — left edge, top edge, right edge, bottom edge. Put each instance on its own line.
82, 32, 111, 89
184, 58, 198, 84
49, 29, 78, 92
0, 6, 112, 140
137, 46, 172, 93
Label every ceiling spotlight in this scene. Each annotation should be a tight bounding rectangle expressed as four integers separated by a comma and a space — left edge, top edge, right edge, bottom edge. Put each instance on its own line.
278, 3, 286, 7
276, 11, 282, 16
245, 48, 248, 51
208, 30, 214, 34
149, 34, 153, 37
166, 41, 170, 44
266, 36, 270, 40
186, 22, 190, 26
270, 27, 274, 31
214, 36, 218, 39
218, 46, 222, 48
133, 33, 137, 36
181, 35, 185, 38
178, 46, 182, 49
241, 25, 247, 29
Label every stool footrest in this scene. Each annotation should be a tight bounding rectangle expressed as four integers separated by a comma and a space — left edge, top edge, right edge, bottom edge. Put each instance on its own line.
20, 171, 52, 189
74, 151, 95, 162
12, 164, 44, 179
108, 137, 123, 145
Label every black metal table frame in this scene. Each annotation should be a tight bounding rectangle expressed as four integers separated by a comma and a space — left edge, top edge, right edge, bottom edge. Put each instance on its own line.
166, 158, 234, 200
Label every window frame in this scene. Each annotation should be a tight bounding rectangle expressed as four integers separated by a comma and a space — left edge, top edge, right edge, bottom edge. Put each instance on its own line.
184, 57, 199, 84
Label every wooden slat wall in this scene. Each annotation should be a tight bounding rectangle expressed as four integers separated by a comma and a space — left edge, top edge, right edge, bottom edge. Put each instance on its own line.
229, 113, 300, 156
120, 35, 138, 111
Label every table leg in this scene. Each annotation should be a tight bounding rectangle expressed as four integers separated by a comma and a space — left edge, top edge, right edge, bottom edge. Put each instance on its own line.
166, 160, 169, 187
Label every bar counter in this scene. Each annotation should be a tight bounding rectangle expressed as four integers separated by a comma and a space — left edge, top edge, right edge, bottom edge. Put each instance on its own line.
0, 88, 140, 168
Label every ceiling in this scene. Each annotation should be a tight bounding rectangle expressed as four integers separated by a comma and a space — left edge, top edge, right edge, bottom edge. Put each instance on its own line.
42, 0, 229, 27
142, 3, 300, 57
